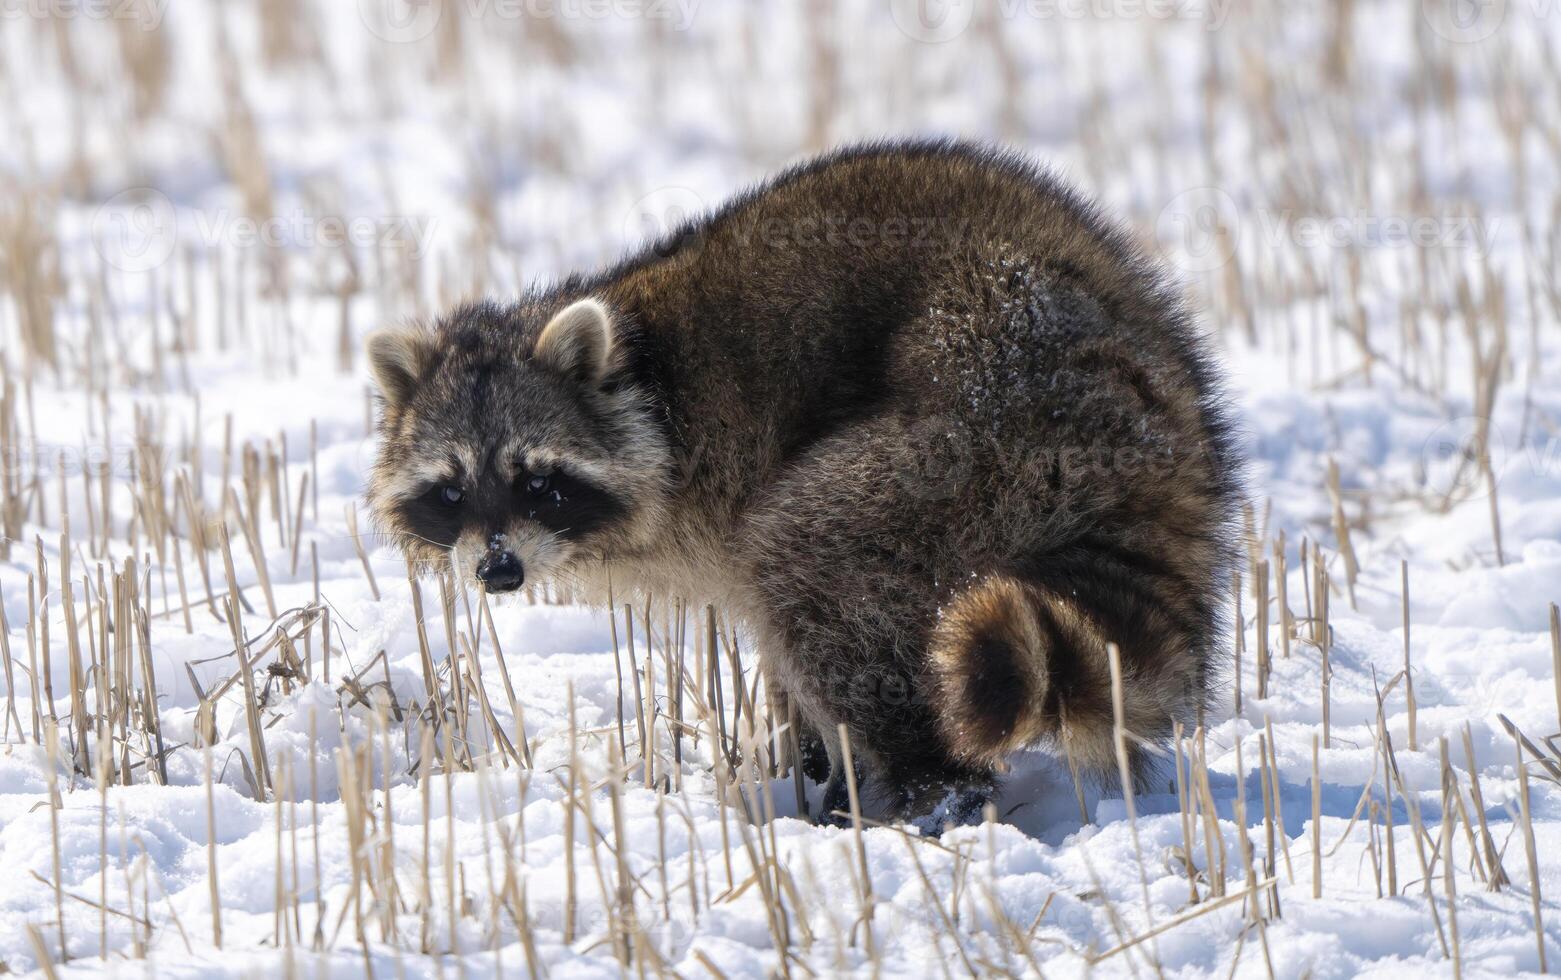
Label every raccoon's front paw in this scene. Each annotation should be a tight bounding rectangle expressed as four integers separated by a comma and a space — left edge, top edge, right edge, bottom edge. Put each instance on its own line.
815, 774, 851, 828
910, 787, 990, 835
798, 728, 831, 785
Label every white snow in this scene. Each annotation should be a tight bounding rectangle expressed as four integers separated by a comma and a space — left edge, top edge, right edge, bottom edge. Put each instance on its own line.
1, 0, 1559, 976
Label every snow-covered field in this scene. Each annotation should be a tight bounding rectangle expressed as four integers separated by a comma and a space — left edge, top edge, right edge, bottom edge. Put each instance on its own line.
1, 0, 1560, 976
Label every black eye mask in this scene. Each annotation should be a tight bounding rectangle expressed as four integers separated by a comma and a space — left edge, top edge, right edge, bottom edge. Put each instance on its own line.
512, 465, 626, 541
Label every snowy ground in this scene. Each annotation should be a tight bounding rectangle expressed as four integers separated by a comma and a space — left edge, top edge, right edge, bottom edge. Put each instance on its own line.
1, 0, 1560, 976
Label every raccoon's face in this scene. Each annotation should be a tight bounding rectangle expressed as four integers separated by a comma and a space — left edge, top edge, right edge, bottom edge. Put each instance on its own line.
363, 297, 672, 594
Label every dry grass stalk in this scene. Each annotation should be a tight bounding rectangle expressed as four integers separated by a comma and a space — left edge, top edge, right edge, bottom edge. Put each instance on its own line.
219, 524, 271, 798
0, 190, 62, 369
1459, 724, 1506, 891
1107, 642, 1163, 958
1440, 738, 1462, 978
43, 721, 67, 963
1376, 702, 1398, 897
1196, 727, 1226, 897
1404, 560, 1417, 751
1320, 567, 1332, 748
1551, 601, 1561, 733
1173, 723, 1200, 903
1311, 734, 1322, 900
563, 685, 580, 943
837, 724, 876, 957
1515, 731, 1548, 973
1233, 570, 1244, 716
1263, 718, 1294, 885
345, 502, 381, 600
1325, 459, 1359, 610
0, 585, 21, 742
1255, 559, 1270, 699
608, 570, 628, 759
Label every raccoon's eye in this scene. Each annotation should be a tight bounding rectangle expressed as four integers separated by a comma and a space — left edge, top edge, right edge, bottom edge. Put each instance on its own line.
525, 474, 550, 497
438, 485, 465, 507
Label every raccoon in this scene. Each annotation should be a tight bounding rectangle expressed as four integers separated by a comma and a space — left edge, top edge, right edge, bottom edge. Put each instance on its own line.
365, 139, 1241, 825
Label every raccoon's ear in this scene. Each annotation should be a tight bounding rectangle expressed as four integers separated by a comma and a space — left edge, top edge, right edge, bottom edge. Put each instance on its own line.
365, 326, 432, 411
533, 298, 615, 386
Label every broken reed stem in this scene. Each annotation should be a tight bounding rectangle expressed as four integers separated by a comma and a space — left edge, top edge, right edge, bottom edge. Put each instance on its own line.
205, 745, 222, 949
1515, 731, 1548, 973
1265, 717, 1294, 885
1551, 602, 1560, 735
345, 502, 380, 600
1311, 734, 1322, 900
1440, 738, 1462, 979
1174, 723, 1200, 904
1320, 568, 1332, 749
288, 471, 308, 575
1404, 561, 1417, 752
46, 722, 67, 963
608, 569, 628, 761
1258, 733, 1276, 907
1233, 570, 1244, 716
563, 685, 579, 944
1275, 535, 1291, 661
1107, 643, 1161, 949
1233, 736, 1261, 923
220, 522, 271, 798
837, 724, 876, 958
1325, 457, 1358, 609
227, 486, 277, 619
1255, 559, 1269, 700
1196, 727, 1226, 897
1460, 724, 1506, 891
1378, 704, 1399, 897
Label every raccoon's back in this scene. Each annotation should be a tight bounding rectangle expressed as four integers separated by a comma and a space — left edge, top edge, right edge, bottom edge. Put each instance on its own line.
599, 140, 1233, 518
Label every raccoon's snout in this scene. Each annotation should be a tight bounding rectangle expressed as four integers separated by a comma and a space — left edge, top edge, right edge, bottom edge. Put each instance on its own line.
476, 550, 525, 593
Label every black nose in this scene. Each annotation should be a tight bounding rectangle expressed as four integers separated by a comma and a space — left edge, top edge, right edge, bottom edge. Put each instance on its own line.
476, 551, 525, 593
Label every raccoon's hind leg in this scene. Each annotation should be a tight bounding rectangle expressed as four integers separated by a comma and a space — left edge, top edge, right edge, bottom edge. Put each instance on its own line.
926, 552, 1213, 785
742, 420, 998, 825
